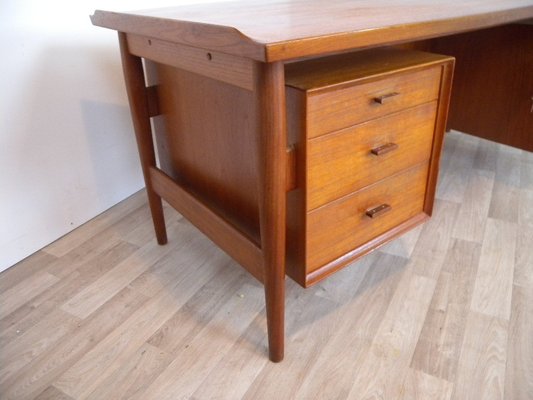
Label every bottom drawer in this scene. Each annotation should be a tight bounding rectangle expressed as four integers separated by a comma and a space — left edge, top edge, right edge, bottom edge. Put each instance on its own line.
306, 163, 429, 273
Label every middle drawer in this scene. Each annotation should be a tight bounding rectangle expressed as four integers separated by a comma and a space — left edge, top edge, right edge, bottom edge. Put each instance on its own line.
307, 101, 437, 210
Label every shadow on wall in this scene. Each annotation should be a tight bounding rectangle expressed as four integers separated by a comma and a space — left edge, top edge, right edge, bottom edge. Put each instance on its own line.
79, 44, 143, 205
79, 98, 141, 201
2, 41, 142, 269
31, 42, 141, 215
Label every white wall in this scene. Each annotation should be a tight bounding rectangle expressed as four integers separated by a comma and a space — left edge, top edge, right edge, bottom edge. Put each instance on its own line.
0, 0, 228, 272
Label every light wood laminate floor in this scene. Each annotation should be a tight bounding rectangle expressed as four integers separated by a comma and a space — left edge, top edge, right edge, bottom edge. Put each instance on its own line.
1, 131, 532, 400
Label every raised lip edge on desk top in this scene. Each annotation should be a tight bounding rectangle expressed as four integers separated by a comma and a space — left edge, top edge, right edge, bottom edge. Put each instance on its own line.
90, 4, 533, 62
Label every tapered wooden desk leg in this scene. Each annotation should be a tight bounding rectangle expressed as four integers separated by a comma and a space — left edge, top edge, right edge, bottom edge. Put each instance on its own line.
257, 62, 287, 362
118, 32, 167, 245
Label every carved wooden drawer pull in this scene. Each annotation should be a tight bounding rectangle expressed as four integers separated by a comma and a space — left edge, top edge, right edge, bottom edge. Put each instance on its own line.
374, 92, 400, 104
370, 142, 399, 156
365, 203, 392, 218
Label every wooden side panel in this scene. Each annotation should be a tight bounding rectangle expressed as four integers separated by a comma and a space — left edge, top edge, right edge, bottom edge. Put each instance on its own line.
431, 24, 533, 151
127, 34, 256, 91
285, 87, 307, 285
148, 64, 261, 242
506, 25, 533, 148
423, 62, 455, 215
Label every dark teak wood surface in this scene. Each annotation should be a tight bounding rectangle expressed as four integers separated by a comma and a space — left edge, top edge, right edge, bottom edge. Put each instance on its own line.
431, 24, 533, 151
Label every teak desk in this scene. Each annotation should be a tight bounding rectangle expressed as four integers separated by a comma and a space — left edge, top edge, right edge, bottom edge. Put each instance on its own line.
91, 0, 533, 362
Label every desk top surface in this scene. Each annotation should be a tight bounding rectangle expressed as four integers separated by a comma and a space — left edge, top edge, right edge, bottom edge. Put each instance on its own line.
92, 0, 533, 61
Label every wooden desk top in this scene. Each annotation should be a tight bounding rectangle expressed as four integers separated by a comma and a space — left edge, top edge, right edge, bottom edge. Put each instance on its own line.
91, 0, 533, 61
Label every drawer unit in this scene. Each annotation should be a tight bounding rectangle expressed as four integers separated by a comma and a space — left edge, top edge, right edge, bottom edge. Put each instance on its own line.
307, 101, 438, 210
285, 48, 454, 287
307, 163, 429, 273
306, 66, 442, 138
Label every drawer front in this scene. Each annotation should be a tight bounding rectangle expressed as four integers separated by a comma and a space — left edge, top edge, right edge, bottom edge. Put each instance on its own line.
307, 66, 442, 138
307, 101, 437, 210
306, 163, 429, 272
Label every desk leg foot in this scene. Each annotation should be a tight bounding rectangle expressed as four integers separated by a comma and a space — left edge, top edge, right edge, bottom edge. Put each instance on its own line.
257, 61, 287, 362
147, 190, 167, 245
265, 281, 285, 362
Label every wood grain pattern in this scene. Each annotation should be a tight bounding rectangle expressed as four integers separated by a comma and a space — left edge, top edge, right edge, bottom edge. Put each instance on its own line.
514, 224, 533, 289
241, 294, 338, 400
400, 369, 453, 400
34, 386, 73, 400
430, 24, 533, 151
60, 238, 182, 319
451, 169, 495, 243
0, 130, 530, 400
423, 60, 454, 215
380, 224, 423, 259
126, 33, 256, 91
146, 265, 249, 354
0, 288, 148, 400
345, 271, 437, 399
53, 250, 221, 400
0, 241, 138, 350
307, 102, 437, 209
488, 144, 522, 223
150, 167, 264, 282
125, 222, 220, 299
91, 1, 533, 61
411, 239, 481, 381
504, 285, 533, 400
307, 163, 429, 273
42, 191, 147, 258
120, 203, 181, 248
285, 49, 453, 287
304, 66, 441, 138
294, 253, 407, 400
0, 271, 59, 320
139, 283, 265, 400
84, 343, 172, 400
118, 32, 167, 246
0, 310, 80, 387
452, 312, 508, 400
190, 313, 268, 400
470, 218, 517, 320
150, 62, 261, 243
437, 133, 479, 203
408, 200, 460, 280
256, 61, 288, 362
306, 213, 429, 287
285, 48, 450, 91
0, 251, 57, 293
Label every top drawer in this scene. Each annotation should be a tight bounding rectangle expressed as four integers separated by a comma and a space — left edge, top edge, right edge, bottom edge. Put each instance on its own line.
306, 67, 441, 138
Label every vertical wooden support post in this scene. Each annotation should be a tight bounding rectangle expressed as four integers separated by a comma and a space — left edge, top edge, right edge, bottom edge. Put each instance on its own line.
118, 32, 167, 245
256, 61, 287, 362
